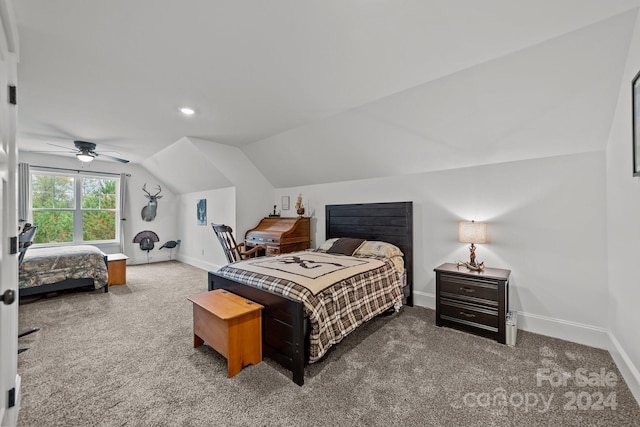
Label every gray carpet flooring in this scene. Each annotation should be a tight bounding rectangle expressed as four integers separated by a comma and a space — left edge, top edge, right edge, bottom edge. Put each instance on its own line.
16, 261, 640, 426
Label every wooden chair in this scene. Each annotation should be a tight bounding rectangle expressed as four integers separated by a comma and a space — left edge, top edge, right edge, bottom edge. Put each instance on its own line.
211, 223, 263, 263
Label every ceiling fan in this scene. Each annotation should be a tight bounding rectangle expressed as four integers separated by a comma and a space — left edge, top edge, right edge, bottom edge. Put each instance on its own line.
36, 140, 130, 164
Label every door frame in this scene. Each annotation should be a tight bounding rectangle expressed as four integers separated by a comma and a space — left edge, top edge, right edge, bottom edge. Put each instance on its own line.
0, 1, 21, 425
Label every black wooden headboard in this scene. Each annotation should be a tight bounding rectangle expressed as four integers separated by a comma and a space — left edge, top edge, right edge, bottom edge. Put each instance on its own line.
325, 201, 413, 306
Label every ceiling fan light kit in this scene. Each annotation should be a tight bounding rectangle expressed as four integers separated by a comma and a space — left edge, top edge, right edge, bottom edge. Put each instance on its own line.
76, 151, 95, 162
72, 140, 129, 163
74, 141, 97, 163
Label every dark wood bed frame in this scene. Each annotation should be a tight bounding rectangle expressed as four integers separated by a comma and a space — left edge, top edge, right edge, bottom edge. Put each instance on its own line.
208, 201, 413, 385
19, 254, 109, 298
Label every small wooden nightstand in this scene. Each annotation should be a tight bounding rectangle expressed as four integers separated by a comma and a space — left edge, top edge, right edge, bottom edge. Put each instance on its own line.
107, 253, 129, 286
434, 263, 510, 344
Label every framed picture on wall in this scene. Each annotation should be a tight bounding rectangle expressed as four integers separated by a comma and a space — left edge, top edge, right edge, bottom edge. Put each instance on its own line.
282, 195, 290, 211
197, 199, 207, 225
633, 69, 640, 176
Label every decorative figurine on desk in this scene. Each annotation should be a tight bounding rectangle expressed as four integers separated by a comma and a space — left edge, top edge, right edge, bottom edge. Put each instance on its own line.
269, 205, 280, 217
295, 194, 305, 217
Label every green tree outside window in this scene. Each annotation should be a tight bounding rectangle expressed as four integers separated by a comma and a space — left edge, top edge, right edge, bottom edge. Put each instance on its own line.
31, 172, 118, 244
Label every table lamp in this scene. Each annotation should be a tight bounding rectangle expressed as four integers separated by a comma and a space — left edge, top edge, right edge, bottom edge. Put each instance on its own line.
458, 220, 488, 268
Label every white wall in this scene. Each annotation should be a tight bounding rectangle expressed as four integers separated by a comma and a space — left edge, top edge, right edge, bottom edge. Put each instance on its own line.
141, 137, 233, 193
125, 168, 178, 265
190, 138, 274, 238
170, 138, 279, 274
275, 151, 609, 347
605, 9, 640, 403
176, 187, 235, 271
18, 152, 179, 265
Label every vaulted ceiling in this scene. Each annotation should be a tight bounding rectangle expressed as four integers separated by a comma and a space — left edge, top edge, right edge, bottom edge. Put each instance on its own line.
13, 0, 640, 189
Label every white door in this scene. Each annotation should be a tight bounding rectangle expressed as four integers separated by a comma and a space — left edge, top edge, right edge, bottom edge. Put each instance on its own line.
0, 1, 20, 425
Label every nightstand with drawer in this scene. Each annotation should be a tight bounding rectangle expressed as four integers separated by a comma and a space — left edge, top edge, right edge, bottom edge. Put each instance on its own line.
434, 263, 511, 344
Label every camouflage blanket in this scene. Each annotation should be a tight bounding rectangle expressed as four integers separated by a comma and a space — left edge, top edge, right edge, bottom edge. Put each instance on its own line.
19, 245, 108, 290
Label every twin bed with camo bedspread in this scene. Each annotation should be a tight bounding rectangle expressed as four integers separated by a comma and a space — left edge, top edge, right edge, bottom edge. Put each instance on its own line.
19, 245, 109, 297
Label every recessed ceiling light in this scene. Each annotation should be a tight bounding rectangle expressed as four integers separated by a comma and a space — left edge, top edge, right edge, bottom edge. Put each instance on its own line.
180, 107, 195, 115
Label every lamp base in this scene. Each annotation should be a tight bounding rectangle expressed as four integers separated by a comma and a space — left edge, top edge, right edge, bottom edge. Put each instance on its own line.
457, 260, 485, 271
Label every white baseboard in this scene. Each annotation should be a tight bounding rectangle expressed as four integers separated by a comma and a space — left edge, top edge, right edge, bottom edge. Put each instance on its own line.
175, 254, 220, 273
608, 332, 640, 405
411, 297, 610, 350
412, 290, 434, 309
507, 311, 610, 350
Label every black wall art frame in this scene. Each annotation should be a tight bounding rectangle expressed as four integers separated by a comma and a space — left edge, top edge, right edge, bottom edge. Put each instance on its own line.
633, 69, 640, 176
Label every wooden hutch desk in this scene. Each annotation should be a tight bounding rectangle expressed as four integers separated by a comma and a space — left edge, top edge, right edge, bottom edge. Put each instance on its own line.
245, 217, 310, 256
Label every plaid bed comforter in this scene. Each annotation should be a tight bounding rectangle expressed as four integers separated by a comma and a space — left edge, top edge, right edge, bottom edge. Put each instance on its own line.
216, 252, 404, 363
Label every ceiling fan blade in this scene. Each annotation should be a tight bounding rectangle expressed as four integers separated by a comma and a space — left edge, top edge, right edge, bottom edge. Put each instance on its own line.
28, 150, 76, 155
46, 142, 77, 151
95, 153, 130, 163
20, 132, 70, 142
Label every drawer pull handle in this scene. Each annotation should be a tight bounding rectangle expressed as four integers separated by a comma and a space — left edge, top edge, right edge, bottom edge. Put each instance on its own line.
459, 311, 476, 318
461, 287, 476, 293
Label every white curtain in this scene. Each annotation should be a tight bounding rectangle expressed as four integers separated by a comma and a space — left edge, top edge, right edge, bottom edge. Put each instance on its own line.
119, 173, 128, 253
18, 162, 30, 223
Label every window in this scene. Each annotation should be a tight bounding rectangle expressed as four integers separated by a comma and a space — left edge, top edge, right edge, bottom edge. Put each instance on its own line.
31, 171, 119, 244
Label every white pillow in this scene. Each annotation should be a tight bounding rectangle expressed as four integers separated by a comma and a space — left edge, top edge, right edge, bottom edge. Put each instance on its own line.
316, 238, 338, 252
354, 241, 403, 258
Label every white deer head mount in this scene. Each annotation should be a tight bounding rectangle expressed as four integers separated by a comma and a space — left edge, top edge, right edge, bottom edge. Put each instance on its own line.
141, 183, 162, 222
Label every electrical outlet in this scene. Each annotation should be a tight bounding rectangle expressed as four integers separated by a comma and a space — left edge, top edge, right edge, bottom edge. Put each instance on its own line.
201, 249, 204, 255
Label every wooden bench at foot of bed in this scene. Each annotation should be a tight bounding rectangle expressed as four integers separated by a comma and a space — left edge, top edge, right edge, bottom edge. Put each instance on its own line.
208, 271, 308, 386
189, 289, 264, 378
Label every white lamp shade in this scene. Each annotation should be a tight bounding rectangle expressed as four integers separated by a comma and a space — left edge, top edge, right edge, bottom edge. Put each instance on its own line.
458, 221, 488, 244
